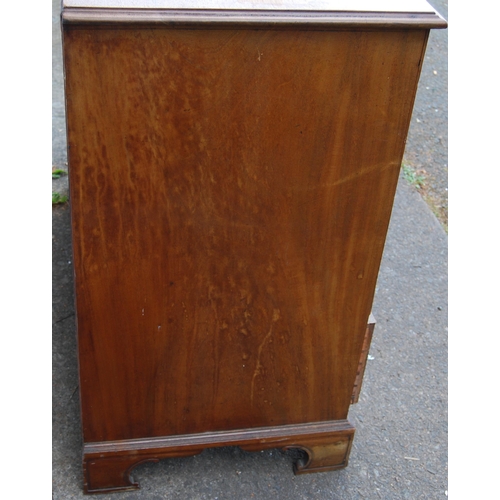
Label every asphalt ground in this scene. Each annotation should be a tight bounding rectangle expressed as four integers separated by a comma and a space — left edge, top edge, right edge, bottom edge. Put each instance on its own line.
404, 0, 448, 230
52, 1, 448, 498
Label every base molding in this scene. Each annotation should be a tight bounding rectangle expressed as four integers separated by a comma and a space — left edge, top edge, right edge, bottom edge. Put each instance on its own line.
83, 419, 355, 494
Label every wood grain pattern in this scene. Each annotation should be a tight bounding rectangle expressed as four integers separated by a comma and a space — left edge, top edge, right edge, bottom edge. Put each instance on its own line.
64, 26, 428, 444
61, 0, 448, 28
82, 420, 355, 493
61, 10, 447, 29
62, 15, 437, 492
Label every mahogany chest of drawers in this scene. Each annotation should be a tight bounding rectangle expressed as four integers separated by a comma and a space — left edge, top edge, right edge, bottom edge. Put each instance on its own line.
62, 0, 446, 493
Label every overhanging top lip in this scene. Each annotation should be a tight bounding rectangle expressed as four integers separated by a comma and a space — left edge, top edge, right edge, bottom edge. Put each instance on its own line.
61, 0, 447, 29
62, 0, 437, 13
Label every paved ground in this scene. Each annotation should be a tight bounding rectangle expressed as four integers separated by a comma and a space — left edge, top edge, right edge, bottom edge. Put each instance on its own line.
404, 0, 448, 229
52, 1, 448, 498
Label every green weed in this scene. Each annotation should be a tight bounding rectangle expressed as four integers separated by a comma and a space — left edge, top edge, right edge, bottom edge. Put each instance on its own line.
402, 162, 426, 190
52, 168, 67, 179
52, 192, 68, 205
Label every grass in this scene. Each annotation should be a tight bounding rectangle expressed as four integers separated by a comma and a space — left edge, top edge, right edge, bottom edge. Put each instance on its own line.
401, 161, 448, 233
402, 162, 426, 190
52, 166, 69, 205
52, 192, 68, 205
52, 168, 67, 179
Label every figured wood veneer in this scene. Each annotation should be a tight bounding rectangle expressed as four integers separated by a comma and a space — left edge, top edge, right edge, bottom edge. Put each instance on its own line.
62, 1, 446, 492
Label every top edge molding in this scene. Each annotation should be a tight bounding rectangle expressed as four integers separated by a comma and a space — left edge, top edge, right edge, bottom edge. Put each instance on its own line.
61, 0, 447, 28
63, 0, 435, 12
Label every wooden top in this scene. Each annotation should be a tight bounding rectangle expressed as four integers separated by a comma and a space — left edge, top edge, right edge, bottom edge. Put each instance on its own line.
63, 0, 435, 11
62, 0, 447, 28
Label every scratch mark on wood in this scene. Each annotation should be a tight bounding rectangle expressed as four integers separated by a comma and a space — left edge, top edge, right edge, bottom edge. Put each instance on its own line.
251, 308, 280, 406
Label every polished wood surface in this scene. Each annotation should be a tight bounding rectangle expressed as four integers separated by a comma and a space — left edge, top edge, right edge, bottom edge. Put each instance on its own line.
62, 3, 446, 28
62, 3, 444, 490
65, 26, 427, 442
82, 420, 354, 493
61, 0, 447, 28
63, 0, 436, 10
